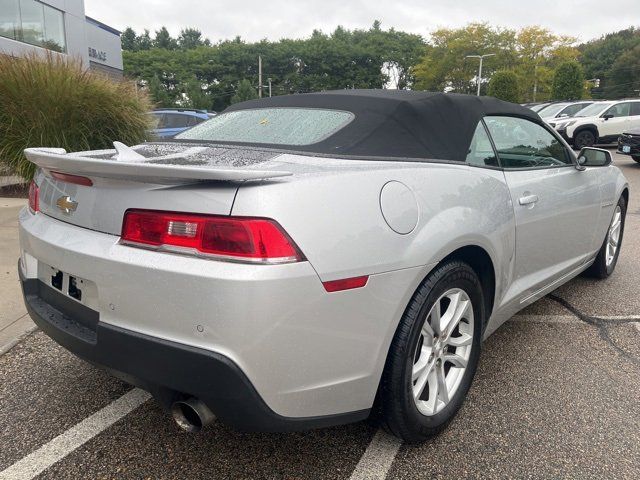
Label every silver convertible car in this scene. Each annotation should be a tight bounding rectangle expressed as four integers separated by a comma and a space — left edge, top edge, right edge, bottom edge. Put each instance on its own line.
19, 90, 628, 443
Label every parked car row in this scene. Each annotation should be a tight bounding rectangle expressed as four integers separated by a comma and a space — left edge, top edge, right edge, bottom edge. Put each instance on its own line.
526, 99, 640, 150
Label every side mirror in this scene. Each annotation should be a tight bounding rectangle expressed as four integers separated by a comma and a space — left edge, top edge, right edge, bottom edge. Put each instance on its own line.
602, 113, 614, 120
557, 113, 569, 118
576, 147, 612, 169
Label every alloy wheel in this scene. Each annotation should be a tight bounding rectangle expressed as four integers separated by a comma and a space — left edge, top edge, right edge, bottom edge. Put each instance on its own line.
606, 206, 622, 267
411, 288, 474, 416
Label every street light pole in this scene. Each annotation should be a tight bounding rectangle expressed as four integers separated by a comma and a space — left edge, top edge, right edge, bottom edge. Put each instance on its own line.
465, 54, 495, 96
258, 55, 263, 98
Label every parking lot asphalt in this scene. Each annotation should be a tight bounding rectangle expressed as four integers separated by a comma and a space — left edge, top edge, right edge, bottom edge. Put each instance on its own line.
0, 151, 638, 480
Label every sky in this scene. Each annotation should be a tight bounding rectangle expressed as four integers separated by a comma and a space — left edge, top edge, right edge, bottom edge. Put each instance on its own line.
84, 0, 640, 44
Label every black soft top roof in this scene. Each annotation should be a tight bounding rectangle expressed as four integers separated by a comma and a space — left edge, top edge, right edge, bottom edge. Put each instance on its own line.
225, 89, 541, 161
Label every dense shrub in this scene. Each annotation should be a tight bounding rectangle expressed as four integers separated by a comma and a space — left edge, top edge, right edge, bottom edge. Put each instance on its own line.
0, 53, 151, 179
551, 61, 585, 100
487, 70, 520, 103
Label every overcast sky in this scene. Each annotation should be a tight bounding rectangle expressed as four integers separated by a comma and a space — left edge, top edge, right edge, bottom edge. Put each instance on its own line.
84, 0, 639, 44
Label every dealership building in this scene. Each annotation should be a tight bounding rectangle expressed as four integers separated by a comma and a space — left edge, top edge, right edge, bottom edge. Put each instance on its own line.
0, 0, 123, 78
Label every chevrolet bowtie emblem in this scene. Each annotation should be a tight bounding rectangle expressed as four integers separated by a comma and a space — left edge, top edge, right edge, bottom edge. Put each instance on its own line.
56, 196, 78, 214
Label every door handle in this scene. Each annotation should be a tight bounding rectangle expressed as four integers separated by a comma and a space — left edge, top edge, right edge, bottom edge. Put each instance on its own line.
519, 194, 539, 206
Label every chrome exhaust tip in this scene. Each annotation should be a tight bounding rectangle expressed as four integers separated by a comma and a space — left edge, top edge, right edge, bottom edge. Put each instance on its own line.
171, 398, 216, 432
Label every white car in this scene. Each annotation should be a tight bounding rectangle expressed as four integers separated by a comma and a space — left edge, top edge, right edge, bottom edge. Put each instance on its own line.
538, 101, 594, 123
551, 99, 640, 149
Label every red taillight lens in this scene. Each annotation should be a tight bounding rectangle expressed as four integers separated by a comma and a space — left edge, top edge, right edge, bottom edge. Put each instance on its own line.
322, 276, 369, 292
121, 209, 304, 263
28, 181, 39, 213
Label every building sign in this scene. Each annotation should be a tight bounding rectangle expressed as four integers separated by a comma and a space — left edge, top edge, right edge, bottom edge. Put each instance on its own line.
88, 47, 107, 62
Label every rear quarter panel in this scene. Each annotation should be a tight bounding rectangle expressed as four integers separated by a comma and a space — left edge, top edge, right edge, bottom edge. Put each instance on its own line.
232, 157, 516, 331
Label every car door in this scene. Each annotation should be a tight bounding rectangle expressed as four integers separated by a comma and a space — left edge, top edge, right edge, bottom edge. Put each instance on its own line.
628, 102, 640, 130
484, 116, 602, 300
598, 102, 631, 138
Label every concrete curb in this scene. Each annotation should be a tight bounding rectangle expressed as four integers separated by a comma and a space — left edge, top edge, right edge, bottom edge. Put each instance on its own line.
0, 324, 38, 357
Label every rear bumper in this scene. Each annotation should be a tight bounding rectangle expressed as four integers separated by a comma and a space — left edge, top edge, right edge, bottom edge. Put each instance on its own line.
19, 208, 427, 426
19, 269, 368, 431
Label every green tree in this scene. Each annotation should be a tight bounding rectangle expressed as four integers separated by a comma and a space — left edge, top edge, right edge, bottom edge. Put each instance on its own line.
136, 29, 152, 50
488, 70, 519, 102
605, 44, 640, 98
121, 27, 137, 51
147, 74, 173, 107
184, 76, 210, 109
413, 23, 517, 93
178, 28, 210, 49
154, 27, 177, 50
579, 27, 640, 98
230, 79, 258, 104
551, 61, 584, 100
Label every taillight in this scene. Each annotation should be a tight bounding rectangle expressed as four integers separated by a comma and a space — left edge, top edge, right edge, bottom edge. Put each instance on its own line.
28, 181, 39, 213
50, 171, 93, 187
121, 209, 304, 264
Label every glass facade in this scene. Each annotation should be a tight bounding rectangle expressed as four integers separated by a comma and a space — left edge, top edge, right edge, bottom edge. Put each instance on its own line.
0, 0, 66, 53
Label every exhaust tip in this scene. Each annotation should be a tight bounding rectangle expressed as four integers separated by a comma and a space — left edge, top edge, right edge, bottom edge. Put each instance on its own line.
171, 398, 216, 432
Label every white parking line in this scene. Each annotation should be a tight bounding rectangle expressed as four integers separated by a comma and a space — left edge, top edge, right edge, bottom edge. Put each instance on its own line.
601, 315, 640, 321
0, 388, 151, 480
349, 429, 402, 480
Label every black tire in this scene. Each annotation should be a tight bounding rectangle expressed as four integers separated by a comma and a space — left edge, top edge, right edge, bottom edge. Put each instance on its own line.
632, 155, 640, 163
573, 129, 596, 149
379, 261, 484, 443
585, 195, 627, 279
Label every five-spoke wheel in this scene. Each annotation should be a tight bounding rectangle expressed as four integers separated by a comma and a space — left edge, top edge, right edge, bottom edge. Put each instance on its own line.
380, 260, 483, 443
412, 289, 474, 416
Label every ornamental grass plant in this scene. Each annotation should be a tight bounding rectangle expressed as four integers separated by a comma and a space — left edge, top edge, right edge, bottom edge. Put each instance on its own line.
0, 53, 152, 179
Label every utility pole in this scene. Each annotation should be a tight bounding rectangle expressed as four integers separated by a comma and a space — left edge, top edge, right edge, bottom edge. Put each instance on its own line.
268, 78, 272, 98
258, 55, 263, 98
465, 54, 495, 96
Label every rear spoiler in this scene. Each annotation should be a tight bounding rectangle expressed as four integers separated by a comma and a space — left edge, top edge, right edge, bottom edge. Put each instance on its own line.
24, 144, 292, 184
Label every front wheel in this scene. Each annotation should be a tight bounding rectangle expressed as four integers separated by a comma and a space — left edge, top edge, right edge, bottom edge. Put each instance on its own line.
632, 155, 640, 163
573, 130, 596, 149
585, 195, 626, 278
379, 261, 483, 443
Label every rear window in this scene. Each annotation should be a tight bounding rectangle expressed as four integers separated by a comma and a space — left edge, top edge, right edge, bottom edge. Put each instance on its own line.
175, 108, 354, 146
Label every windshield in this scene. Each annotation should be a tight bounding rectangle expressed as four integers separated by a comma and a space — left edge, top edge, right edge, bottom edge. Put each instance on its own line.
175, 108, 354, 146
530, 104, 549, 112
575, 102, 613, 117
537, 103, 569, 117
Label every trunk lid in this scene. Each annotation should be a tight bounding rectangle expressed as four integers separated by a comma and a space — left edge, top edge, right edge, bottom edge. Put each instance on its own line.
27, 142, 290, 235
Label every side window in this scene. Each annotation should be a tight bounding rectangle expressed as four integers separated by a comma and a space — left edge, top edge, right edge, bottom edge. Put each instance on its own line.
630, 102, 640, 116
154, 114, 167, 129
186, 115, 206, 127
604, 103, 631, 118
563, 103, 589, 117
466, 122, 498, 167
484, 116, 571, 169
164, 113, 190, 129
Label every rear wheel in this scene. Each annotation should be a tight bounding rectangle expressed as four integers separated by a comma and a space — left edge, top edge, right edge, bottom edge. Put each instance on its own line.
585, 195, 626, 278
379, 261, 483, 443
573, 130, 596, 149
632, 155, 640, 163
